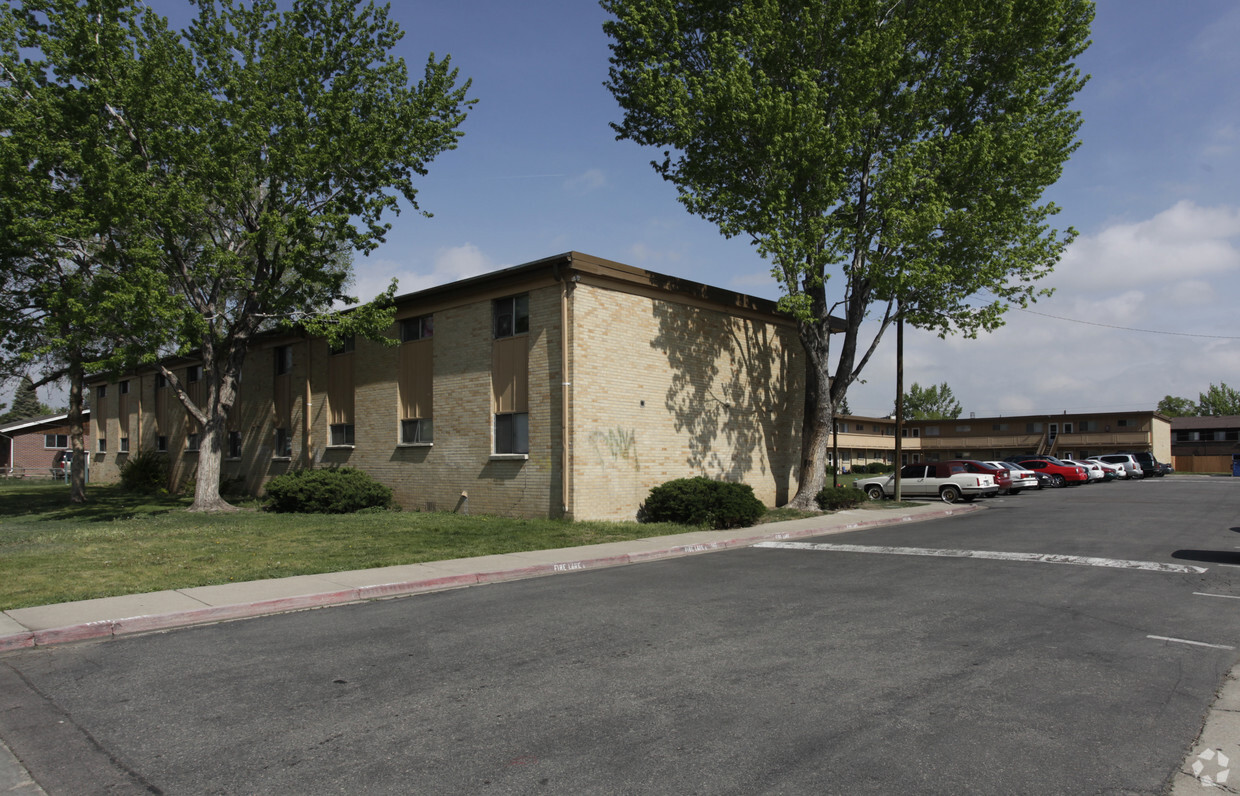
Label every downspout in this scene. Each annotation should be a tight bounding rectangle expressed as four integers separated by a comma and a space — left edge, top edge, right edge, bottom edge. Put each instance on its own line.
304, 334, 314, 468
554, 257, 575, 519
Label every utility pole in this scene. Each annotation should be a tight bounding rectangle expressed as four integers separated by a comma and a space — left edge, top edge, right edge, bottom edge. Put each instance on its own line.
894, 304, 904, 502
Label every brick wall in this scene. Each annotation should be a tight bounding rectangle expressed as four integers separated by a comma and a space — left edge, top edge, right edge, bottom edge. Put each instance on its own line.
567, 280, 804, 521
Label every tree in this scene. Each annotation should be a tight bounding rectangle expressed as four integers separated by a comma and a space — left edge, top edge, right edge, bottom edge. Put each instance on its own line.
899, 381, 962, 420
0, 375, 54, 422
1157, 395, 1197, 417
9, 0, 474, 511
1198, 383, 1240, 417
1, 0, 153, 502
603, 0, 1091, 507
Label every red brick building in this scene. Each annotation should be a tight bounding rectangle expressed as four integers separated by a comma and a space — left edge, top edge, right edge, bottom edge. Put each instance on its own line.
0, 412, 91, 478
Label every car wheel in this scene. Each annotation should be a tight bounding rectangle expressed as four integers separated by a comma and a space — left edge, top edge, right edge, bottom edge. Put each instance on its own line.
1051, 474, 1066, 488
865, 485, 885, 501
940, 485, 961, 503
1009, 488, 1021, 496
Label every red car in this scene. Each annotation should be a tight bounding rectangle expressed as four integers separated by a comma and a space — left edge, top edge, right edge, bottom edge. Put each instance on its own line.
1013, 457, 1088, 487
943, 460, 1012, 496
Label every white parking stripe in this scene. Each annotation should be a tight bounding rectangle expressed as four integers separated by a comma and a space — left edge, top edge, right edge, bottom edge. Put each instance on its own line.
1194, 592, 1240, 600
753, 541, 1208, 574
1147, 635, 1236, 650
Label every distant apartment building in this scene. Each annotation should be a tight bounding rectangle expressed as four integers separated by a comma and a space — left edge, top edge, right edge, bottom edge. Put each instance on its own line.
0, 412, 91, 478
1169, 415, 1240, 473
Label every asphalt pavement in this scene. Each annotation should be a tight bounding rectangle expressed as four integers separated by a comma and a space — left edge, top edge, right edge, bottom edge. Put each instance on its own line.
2, 490, 1238, 793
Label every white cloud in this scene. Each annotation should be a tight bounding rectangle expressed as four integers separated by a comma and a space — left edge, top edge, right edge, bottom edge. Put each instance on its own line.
1052, 201, 1240, 293
348, 244, 498, 305
564, 168, 606, 194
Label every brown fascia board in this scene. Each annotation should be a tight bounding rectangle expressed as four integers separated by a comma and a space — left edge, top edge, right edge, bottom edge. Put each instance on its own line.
1171, 415, 1240, 430
389, 251, 847, 331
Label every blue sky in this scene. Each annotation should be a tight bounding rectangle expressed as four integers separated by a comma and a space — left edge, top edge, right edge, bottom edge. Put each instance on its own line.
13, 1, 1240, 418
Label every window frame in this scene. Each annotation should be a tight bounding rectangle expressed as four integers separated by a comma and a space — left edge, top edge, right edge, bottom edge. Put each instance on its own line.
274, 428, 293, 459
400, 315, 434, 343
186, 433, 200, 452
274, 345, 293, 376
44, 434, 69, 449
492, 295, 530, 339
493, 411, 529, 456
227, 430, 242, 459
400, 417, 433, 446
329, 423, 356, 447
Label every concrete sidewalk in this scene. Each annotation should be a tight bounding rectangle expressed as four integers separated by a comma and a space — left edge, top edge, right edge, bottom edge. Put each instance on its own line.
0, 502, 975, 654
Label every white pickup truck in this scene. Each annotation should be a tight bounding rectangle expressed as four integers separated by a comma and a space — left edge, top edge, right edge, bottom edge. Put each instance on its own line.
854, 462, 998, 503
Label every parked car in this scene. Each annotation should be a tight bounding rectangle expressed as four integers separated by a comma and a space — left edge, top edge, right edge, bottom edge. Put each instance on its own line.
1089, 454, 1144, 479
1130, 451, 1165, 478
984, 461, 1038, 494
1013, 457, 1089, 487
1062, 459, 1106, 482
854, 462, 998, 503
1160, 462, 1175, 475
944, 460, 1012, 496
1089, 460, 1125, 479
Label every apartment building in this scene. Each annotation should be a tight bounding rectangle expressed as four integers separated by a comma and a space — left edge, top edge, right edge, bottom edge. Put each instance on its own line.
0, 412, 91, 478
86, 252, 810, 520
1169, 415, 1240, 473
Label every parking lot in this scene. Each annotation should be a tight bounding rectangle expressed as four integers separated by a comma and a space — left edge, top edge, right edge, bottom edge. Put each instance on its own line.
3, 476, 1239, 794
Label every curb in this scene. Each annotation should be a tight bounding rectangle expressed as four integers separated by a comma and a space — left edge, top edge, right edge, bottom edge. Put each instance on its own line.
0, 504, 978, 653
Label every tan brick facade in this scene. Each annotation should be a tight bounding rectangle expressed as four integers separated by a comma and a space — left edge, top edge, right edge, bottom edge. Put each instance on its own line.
83, 253, 807, 520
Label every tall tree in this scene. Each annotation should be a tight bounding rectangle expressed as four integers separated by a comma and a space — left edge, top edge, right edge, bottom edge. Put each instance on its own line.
1, 375, 54, 421
603, 0, 1091, 507
20, 0, 474, 511
1, 0, 152, 502
1156, 395, 1197, 417
899, 381, 962, 420
1198, 383, 1240, 417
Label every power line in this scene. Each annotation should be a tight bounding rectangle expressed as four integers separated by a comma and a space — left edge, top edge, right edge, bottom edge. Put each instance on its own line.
969, 289, 1240, 340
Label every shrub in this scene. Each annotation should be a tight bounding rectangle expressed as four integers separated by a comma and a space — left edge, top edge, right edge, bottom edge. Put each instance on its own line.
263, 467, 393, 514
119, 450, 170, 493
867, 462, 893, 474
639, 476, 766, 529
816, 485, 865, 511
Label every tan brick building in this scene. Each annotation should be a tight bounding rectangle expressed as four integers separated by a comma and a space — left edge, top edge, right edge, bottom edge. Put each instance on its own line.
86, 253, 808, 520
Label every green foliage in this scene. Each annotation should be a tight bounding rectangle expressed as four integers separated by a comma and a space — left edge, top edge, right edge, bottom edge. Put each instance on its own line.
1198, 383, 1240, 416
639, 477, 765, 529
263, 467, 393, 514
1157, 395, 1197, 417
603, 0, 1092, 506
119, 450, 171, 494
900, 381, 963, 420
816, 486, 865, 511
865, 462, 894, 474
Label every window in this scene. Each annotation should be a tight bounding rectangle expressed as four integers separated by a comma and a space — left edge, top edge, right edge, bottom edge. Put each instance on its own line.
855, 424, 865, 432
1117, 418, 1131, 427
187, 365, 202, 383
1026, 422, 1043, 433
329, 423, 355, 446
401, 418, 433, 445
228, 431, 242, 459
1200, 430, 1217, 442
836, 423, 848, 433
401, 315, 433, 342
97, 385, 107, 399
274, 428, 292, 458
120, 438, 130, 453
44, 434, 68, 449
955, 425, 971, 433
157, 435, 168, 452
156, 374, 167, 390
1079, 420, 1099, 432
274, 345, 293, 375
1063, 423, 1074, 434
495, 412, 529, 455
1175, 430, 1192, 442
98, 438, 107, 453
329, 335, 355, 355
186, 433, 200, 452
1227, 431, 1240, 442
992, 423, 1009, 431
119, 380, 129, 395
924, 426, 939, 436
493, 295, 529, 338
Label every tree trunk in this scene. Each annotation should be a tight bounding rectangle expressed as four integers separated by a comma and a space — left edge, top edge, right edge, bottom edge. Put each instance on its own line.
786, 329, 834, 509
188, 411, 236, 512
66, 359, 87, 504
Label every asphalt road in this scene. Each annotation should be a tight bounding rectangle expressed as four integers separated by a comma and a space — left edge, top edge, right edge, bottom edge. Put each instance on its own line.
3, 476, 1240, 795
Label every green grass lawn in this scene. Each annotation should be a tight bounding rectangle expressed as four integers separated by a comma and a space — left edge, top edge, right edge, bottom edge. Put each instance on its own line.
0, 478, 901, 611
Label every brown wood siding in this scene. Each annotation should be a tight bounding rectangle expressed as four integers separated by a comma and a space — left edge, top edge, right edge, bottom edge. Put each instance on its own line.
399, 339, 433, 419
273, 374, 292, 428
118, 394, 130, 438
492, 335, 528, 413
327, 353, 354, 425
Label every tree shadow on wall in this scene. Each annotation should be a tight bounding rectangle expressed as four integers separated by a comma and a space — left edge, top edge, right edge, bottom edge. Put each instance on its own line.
649, 289, 802, 505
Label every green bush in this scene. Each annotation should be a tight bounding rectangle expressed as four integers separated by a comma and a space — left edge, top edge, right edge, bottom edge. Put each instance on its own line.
816, 485, 865, 511
639, 476, 766, 529
263, 467, 393, 514
119, 450, 170, 493
866, 462, 893, 473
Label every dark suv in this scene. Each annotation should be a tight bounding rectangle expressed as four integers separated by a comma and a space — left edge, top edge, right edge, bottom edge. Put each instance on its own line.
1130, 451, 1165, 478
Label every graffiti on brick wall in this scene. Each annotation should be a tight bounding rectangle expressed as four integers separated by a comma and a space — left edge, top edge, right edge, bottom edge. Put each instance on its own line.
589, 426, 639, 470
